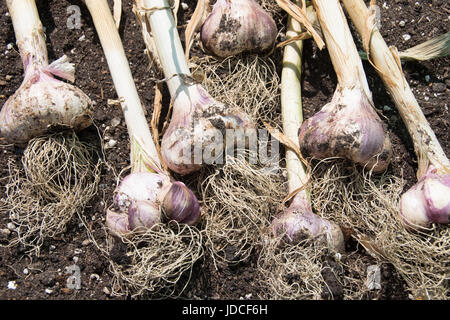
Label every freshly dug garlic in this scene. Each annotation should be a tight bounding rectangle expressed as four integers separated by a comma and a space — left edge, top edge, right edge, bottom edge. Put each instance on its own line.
1, 0, 93, 145
201, 0, 278, 58
298, 87, 392, 173
106, 172, 201, 235
399, 167, 450, 229
271, 192, 345, 253
161, 83, 254, 175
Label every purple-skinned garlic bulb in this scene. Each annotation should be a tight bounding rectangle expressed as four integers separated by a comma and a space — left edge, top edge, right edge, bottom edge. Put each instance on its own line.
201, 0, 278, 58
106, 172, 200, 235
0, 0, 93, 145
399, 167, 450, 229
298, 87, 392, 173
271, 192, 345, 253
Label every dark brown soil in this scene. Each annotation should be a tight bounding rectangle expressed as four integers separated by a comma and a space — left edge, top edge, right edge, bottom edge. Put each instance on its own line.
0, 0, 448, 300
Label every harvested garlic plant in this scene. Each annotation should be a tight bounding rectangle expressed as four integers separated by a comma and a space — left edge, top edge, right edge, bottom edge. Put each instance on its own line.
298, 0, 392, 173
0, 0, 93, 145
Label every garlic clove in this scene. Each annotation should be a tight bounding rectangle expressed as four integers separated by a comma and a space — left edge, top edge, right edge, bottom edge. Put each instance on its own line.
128, 200, 161, 230
400, 169, 450, 229
114, 172, 169, 211
106, 208, 131, 236
298, 87, 392, 172
162, 181, 201, 225
399, 180, 431, 229
201, 0, 278, 58
423, 174, 450, 224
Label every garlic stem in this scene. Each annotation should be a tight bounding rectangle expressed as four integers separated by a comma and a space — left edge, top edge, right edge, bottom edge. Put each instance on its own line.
141, 0, 192, 98
6, 0, 47, 68
312, 0, 371, 97
83, 0, 161, 173
341, 0, 449, 178
281, 4, 308, 196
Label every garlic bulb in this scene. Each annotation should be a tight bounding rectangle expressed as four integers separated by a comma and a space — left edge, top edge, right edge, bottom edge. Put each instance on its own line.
106, 172, 201, 235
201, 0, 278, 58
400, 167, 450, 229
0, 61, 93, 145
298, 87, 392, 173
161, 84, 254, 175
271, 192, 345, 252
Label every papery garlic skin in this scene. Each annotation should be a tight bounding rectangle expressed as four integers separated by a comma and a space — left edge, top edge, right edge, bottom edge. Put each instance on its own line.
271, 192, 345, 252
298, 87, 392, 173
107, 172, 201, 235
400, 168, 450, 229
161, 84, 254, 175
201, 0, 277, 58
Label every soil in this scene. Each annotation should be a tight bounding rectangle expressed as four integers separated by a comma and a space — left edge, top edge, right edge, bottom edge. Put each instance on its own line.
0, 0, 448, 300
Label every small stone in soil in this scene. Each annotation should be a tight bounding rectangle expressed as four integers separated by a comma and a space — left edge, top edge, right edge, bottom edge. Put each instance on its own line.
0, 228, 11, 237
7, 281, 17, 290
111, 117, 121, 127
61, 287, 72, 294
7, 222, 16, 231
432, 82, 446, 93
